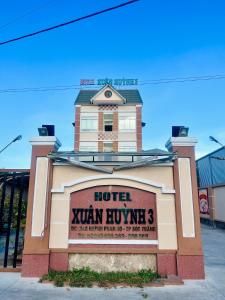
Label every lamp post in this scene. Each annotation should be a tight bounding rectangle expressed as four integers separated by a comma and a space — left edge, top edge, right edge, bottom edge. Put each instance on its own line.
208, 136, 225, 228
208, 136, 224, 185
209, 136, 224, 147
0, 135, 22, 154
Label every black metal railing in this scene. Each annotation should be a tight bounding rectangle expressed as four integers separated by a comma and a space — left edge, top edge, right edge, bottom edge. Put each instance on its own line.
0, 171, 29, 268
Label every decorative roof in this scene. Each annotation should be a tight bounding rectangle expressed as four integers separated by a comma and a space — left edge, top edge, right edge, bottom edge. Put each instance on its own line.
75, 88, 143, 105
48, 149, 176, 174
49, 148, 173, 157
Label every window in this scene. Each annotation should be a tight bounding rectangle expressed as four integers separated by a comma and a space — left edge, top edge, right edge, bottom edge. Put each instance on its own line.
104, 113, 113, 132
103, 142, 113, 152
79, 142, 98, 152
119, 113, 136, 131
118, 142, 136, 152
80, 113, 98, 131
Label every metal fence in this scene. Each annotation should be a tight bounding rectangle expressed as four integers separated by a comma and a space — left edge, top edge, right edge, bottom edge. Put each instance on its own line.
0, 171, 29, 268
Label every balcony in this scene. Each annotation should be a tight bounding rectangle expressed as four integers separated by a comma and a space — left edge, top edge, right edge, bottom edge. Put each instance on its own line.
98, 131, 118, 141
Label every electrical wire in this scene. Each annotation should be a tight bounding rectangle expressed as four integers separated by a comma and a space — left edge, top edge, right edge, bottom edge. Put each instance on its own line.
0, 0, 140, 46
138, 74, 225, 85
0, 74, 224, 94
0, 0, 57, 32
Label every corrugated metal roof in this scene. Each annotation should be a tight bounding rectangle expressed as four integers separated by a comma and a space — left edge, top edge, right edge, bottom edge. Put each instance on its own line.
196, 147, 225, 187
75, 89, 143, 105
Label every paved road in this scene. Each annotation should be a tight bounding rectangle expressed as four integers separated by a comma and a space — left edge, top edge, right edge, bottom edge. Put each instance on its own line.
0, 224, 225, 300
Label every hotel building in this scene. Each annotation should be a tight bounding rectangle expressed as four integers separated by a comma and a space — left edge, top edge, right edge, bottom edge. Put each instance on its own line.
21, 84, 205, 280
74, 84, 142, 153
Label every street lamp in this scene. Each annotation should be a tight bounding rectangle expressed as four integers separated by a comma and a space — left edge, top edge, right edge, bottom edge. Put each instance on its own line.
0, 135, 22, 154
209, 136, 225, 161
208, 135, 225, 183
209, 136, 224, 147
208, 135, 225, 228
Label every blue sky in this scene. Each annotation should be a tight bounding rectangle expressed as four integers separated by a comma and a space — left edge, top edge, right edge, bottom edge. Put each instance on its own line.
0, 0, 225, 168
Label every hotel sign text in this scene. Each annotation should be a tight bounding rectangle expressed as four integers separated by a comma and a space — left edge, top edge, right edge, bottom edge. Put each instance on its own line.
80, 78, 138, 86
69, 186, 157, 241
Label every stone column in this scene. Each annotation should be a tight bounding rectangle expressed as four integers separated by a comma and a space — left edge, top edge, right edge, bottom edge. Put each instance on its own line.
166, 137, 205, 279
22, 136, 61, 277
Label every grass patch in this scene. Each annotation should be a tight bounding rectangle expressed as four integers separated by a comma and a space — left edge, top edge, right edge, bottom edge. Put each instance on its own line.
41, 267, 160, 288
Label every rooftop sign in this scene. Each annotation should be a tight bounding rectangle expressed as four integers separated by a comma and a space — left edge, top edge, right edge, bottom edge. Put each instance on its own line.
80, 78, 138, 86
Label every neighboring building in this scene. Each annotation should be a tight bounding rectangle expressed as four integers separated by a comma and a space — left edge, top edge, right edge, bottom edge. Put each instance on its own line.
197, 147, 225, 228
74, 84, 143, 152
21, 85, 205, 280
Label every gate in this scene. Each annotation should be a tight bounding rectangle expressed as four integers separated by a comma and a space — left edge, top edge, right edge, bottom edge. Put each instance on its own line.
0, 170, 29, 269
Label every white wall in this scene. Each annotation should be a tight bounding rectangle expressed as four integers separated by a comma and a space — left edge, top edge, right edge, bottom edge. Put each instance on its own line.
214, 186, 225, 222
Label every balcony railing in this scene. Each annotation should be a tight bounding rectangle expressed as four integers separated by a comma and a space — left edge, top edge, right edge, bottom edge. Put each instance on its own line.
98, 131, 118, 141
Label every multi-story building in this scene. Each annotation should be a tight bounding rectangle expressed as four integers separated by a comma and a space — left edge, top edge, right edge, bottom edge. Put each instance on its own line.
74, 84, 143, 153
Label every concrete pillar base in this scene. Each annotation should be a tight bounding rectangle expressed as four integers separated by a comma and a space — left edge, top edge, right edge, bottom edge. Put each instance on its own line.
22, 254, 49, 277
177, 255, 205, 279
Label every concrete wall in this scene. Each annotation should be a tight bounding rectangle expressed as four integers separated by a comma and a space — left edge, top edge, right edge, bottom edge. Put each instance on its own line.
214, 186, 225, 222
199, 185, 225, 223
69, 254, 156, 272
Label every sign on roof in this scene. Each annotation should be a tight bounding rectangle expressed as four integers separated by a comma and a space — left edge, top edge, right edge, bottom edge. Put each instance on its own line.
80, 78, 138, 86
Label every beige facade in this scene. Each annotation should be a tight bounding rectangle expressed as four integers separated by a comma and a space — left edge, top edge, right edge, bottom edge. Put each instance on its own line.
178, 158, 195, 238
31, 157, 49, 237
49, 163, 177, 250
75, 85, 142, 152
91, 86, 125, 105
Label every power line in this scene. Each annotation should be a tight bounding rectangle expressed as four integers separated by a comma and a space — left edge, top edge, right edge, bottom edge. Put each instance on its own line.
0, 0, 57, 32
0, 0, 140, 46
139, 74, 225, 84
0, 74, 224, 94
139, 74, 225, 85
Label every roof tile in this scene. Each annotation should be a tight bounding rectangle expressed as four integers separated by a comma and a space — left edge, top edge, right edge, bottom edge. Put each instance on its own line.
75, 89, 143, 105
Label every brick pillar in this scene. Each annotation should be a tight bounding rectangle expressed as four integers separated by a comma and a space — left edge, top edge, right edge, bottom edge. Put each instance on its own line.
98, 111, 104, 152
22, 136, 61, 277
74, 105, 81, 151
113, 142, 118, 152
98, 141, 104, 152
113, 111, 118, 152
113, 111, 118, 132
99, 111, 103, 131
136, 105, 142, 152
166, 137, 205, 279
